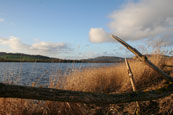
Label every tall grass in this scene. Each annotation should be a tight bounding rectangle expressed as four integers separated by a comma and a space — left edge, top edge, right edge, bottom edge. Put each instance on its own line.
0, 55, 172, 114
64, 55, 167, 93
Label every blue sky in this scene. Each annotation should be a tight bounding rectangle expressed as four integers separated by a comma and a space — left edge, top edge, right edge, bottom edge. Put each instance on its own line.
0, 0, 172, 59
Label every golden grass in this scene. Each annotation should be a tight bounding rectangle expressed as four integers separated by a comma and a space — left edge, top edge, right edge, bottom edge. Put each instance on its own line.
0, 55, 172, 114
64, 55, 167, 93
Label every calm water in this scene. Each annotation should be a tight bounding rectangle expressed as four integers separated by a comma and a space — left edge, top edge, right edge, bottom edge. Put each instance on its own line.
0, 62, 115, 86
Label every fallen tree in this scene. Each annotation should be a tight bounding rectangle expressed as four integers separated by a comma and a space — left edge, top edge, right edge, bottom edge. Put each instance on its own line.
0, 83, 173, 104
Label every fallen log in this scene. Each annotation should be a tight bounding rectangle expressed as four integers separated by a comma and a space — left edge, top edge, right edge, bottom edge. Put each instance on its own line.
0, 83, 173, 104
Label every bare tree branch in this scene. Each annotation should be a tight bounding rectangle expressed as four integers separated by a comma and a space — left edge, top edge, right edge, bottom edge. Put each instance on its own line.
112, 35, 173, 82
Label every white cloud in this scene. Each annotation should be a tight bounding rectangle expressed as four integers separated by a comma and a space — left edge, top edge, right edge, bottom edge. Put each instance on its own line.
109, 0, 173, 40
0, 18, 5, 22
89, 0, 173, 46
0, 36, 70, 57
0, 36, 28, 51
31, 42, 66, 51
89, 28, 112, 43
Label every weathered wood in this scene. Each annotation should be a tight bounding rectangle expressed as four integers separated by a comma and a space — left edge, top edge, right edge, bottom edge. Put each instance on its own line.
163, 65, 173, 68
125, 58, 141, 113
112, 35, 173, 82
0, 83, 173, 104
125, 58, 137, 91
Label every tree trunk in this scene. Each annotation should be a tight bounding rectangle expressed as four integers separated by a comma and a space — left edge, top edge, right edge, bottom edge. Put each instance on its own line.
0, 83, 173, 104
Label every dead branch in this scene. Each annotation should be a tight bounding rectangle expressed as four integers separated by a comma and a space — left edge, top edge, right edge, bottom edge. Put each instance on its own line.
125, 58, 141, 113
112, 35, 173, 82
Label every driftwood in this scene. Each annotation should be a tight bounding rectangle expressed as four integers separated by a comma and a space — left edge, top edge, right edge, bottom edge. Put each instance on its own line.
112, 35, 173, 82
0, 83, 173, 104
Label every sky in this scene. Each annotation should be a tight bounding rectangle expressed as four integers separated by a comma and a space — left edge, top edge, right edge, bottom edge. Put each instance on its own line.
0, 0, 172, 59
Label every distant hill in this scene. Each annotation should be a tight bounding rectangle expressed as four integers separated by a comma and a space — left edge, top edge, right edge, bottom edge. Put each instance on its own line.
0, 52, 124, 63
0, 52, 58, 62
0, 52, 51, 59
81, 56, 124, 63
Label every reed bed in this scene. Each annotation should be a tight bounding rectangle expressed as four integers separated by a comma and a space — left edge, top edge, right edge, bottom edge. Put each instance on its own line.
0, 55, 172, 114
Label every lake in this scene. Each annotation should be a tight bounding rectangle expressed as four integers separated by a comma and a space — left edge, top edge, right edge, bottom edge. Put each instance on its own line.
0, 62, 115, 86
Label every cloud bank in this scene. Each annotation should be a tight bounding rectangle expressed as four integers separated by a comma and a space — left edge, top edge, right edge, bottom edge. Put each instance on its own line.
89, 0, 173, 45
0, 36, 70, 57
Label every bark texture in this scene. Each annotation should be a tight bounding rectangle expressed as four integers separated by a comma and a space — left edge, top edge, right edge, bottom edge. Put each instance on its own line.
0, 83, 173, 104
